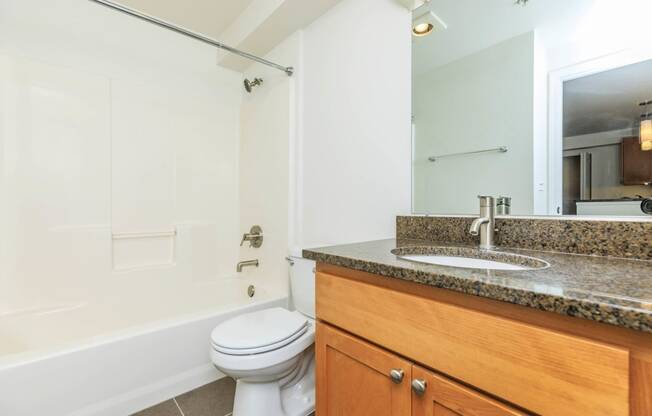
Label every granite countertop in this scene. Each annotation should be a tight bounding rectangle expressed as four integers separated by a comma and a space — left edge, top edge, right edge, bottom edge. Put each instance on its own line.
303, 239, 652, 333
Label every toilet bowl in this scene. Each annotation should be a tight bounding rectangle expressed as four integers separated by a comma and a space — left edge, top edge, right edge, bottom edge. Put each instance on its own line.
210, 254, 315, 416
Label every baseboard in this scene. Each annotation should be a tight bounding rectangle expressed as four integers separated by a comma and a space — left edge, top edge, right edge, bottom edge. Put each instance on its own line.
70, 364, 225, 416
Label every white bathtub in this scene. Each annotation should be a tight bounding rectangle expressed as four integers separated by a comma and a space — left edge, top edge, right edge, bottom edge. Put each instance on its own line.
0, 278, 287, 416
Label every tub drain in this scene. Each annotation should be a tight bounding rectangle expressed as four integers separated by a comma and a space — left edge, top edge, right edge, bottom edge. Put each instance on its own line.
247, 285, 256, 298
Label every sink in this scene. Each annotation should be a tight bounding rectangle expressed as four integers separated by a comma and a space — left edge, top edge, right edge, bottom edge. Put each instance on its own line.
397, 255, 533, 271
391, 246, 549, 271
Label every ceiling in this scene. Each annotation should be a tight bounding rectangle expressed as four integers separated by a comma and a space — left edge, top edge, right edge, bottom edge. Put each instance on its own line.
117, 0, 255, 39
412, 0, 591, 76
115, 0, 341, 72
563, 59, 652, 137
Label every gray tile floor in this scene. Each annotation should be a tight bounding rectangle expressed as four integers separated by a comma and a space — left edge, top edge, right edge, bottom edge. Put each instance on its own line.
132, 377, 235, 416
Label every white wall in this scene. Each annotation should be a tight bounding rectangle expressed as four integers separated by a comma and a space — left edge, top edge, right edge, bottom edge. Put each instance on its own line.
298, 0, 412, 247
413, 32, 535, 215
0, 0, 243, 311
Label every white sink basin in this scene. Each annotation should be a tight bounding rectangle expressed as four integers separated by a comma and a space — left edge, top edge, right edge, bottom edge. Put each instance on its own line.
392, 246, 549, 271
398, 255, 532, 271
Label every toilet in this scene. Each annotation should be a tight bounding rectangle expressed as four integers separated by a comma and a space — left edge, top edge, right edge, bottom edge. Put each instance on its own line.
210, 255, 316, 416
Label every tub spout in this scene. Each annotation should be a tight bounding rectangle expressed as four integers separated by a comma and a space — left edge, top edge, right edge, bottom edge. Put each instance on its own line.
237, 259, 259, 273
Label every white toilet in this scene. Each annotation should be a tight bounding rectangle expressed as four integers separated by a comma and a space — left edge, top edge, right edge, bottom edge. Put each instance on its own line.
210, 255, 316, 416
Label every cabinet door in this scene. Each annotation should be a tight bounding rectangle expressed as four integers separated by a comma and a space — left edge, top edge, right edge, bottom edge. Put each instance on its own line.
316, 322, 412, 416
411, 365, 527, 416
622, 136, 652, 185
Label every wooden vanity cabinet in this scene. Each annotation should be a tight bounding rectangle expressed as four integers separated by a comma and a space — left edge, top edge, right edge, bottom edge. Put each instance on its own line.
316, 322, 411, 416
316, 322, 525, 416
315, 264, 652, 416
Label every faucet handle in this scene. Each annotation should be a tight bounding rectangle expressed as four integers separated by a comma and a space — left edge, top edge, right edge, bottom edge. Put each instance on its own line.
477, 195, 495, 206
240, 225, 263, 248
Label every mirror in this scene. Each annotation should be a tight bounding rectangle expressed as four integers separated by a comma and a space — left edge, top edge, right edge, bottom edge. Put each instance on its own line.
411, 0, 652, 217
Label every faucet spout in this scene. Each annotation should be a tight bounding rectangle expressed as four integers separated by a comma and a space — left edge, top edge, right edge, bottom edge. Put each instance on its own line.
470, 196, 496, 249
469, 217, 490, 236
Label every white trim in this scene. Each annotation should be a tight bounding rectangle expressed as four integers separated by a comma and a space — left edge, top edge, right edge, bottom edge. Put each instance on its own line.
547, 47, 652, 215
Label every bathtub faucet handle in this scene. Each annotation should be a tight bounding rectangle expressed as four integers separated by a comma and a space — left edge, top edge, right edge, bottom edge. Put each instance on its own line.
240, 225, 263, 248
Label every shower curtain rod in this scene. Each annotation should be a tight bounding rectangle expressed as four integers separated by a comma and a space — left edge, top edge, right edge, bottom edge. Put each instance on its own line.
88, 0, 294, 76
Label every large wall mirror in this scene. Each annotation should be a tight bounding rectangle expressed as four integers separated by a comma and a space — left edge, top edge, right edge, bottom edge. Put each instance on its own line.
411, 0, 652, 218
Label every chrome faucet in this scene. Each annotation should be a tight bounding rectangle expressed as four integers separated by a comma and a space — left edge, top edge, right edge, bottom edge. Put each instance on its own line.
237, 259, 259, 273
469, 196, 495, 249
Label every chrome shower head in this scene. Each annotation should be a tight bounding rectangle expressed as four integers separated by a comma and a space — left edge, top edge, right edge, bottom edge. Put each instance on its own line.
244, 77, 263, 93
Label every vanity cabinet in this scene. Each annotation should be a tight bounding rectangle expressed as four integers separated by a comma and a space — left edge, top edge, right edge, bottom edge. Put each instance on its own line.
411, 365, 526, 416
316, 322, 524, 416
315, 264, 652, 416
316, 322, 411, 416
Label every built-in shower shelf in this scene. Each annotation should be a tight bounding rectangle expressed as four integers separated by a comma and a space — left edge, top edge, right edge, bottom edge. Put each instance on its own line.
111, 228, 177, 272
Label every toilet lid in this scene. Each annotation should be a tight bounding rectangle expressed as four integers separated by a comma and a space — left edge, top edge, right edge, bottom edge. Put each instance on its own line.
211, 307, 308, 354
212, 325, 309, 355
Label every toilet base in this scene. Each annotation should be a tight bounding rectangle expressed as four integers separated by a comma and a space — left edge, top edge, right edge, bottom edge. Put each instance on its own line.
231, 349, 315, 416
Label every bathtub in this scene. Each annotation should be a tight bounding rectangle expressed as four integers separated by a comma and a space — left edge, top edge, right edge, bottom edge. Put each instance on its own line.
0, 278, 287, 416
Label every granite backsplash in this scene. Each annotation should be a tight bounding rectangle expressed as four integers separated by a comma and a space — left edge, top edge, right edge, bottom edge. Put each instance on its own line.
396, 216, 652, 261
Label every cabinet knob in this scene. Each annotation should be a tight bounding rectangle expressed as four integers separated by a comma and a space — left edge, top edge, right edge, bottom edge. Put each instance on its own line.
389, 369, 405, 384
411, 379, 427, 395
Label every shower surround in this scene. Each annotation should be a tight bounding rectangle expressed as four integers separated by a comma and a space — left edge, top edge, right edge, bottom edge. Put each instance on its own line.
0, 0, 291, 414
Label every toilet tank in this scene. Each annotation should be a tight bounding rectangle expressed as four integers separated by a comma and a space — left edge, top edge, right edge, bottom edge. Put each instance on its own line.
289, 253, 315, 319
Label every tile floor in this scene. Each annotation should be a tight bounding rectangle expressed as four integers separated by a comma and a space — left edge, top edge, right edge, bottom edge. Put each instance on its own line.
132, 377, 236, 416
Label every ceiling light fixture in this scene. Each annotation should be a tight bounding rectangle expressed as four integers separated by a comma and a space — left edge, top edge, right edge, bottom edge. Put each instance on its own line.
640, 103, 652, 152
413, 21, 434, 37
412, 10, 447, 37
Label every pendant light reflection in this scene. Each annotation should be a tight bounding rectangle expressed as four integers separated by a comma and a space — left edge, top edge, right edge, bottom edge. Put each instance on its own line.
640, 101, 652, 151
641, 119, 652, 151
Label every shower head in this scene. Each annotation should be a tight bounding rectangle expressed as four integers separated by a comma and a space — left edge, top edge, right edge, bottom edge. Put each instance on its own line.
244, 77, 263, 93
